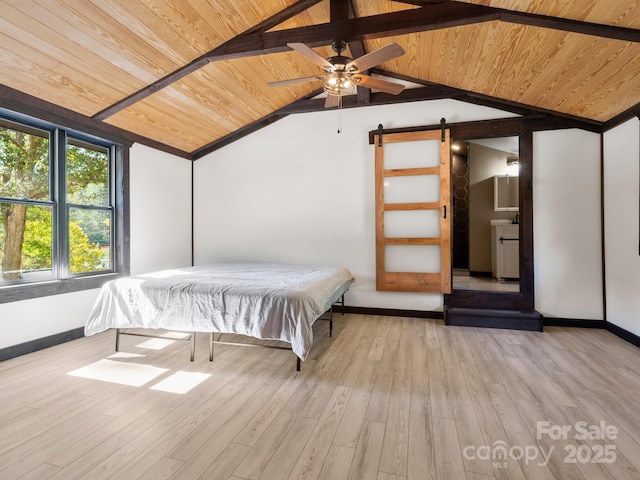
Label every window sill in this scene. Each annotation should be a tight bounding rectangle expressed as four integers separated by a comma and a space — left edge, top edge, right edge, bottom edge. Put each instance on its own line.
0, 272, 125, 304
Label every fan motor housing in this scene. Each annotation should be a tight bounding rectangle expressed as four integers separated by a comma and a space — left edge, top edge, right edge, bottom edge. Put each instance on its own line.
327, 55, 353, 71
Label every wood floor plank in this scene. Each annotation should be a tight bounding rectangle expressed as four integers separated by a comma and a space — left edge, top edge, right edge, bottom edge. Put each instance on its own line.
333, 356, 378, 447
347, 420, 385, 480
366, 317, 403, 423
286, 385, 352, 480
486, 383, 557, 480
465, 473, 496, 480
0, 411, 114, 479
458, 365, 528, 480
178, 442, 250, 480
137, 456, 185, 480
338, 315, 383, 387
298, 316, 367, 419
556, 404, 638, 480
233, 367, 310, 447
250, 416, 318, 480
318, 444, 355, 480
514, 397, 589, 480
377, 473, 406, 480
425, 318, 454, 420
407, 318, 436, 480
334, 317, 394, 449
167, 361, 278, 461
379, 317, 412, 476
470, 330, 532, 402
1, 316, 640, 480
437, 327, 494, 477
432, 416, 466, 480
15, 462, 61, 480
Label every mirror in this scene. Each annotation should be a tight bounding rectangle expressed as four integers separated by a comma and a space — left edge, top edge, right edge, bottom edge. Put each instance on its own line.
451, 136, 520, 292
494, 175, 519, 211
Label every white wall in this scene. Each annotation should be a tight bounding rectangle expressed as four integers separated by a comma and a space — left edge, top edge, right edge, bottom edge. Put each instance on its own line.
0, 143, 192, 349
604, 118, 640, 336
194, 99, 516, 311
129, 144, 193, 275
533, 129, 603, 320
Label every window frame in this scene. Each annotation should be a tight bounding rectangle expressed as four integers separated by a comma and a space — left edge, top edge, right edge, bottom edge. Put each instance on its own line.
0, 108, 130, 303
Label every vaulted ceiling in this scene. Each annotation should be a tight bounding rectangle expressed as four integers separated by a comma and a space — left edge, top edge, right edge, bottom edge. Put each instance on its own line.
1, 0, 639, 159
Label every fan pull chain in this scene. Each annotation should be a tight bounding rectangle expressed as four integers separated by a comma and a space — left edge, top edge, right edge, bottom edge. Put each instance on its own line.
337, 95, 343, 134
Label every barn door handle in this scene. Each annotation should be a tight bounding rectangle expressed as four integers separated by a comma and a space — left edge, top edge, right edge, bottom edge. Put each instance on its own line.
443, 205, 447, 219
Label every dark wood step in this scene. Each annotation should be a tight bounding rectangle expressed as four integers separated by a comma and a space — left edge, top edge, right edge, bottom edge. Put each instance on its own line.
444, 306, 543, 331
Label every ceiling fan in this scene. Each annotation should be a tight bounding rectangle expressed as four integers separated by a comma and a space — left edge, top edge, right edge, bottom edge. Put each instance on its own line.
268, 40, 406, 108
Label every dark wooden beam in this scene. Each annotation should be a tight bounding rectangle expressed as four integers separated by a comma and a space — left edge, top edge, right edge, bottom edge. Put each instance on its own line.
212, 2, 640, 62
331, 0, 350, 22
367, 114, 597, 144
500, 9, 640, 43
347, 0, 370, 106
210, 3, 499, 59
92, 0, 325, 121
245, 0, 324, 34
92, 58, 209, 121
395, 1, 640, 42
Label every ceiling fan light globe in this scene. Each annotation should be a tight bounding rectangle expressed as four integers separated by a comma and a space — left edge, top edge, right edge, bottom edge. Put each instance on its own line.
323, 72, 356, 95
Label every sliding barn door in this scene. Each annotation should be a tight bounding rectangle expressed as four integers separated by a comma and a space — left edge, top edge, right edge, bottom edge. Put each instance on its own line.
375, 129, 451, 293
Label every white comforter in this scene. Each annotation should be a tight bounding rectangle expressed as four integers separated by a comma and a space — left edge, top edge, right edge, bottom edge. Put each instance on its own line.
85, 263, 354, 360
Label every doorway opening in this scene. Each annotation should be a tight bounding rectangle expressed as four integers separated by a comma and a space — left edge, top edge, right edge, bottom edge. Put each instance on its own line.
451, 136, 520, 293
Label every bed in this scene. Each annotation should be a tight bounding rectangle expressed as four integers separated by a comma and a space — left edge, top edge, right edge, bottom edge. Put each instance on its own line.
85, 263, 355, 369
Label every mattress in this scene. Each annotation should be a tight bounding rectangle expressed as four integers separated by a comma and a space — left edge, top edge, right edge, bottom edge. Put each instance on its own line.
85, 263, 355, 360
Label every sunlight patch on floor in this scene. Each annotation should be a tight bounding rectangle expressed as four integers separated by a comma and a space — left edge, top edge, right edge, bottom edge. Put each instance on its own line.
67, 359, 169, 387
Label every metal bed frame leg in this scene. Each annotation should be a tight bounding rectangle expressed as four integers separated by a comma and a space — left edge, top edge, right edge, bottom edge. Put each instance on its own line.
190, 333, 196, 361
329, 306, 333, 338
324, 293, 345, 339
296, 356, 301, 372
115, 328, 120, 352
209, 333, 214, 361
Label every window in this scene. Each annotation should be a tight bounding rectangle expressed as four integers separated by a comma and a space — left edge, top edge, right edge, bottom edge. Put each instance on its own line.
0, 111, 128, 302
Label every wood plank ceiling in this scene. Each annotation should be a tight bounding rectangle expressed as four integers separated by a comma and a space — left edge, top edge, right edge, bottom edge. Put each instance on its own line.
0, 0, 639, 158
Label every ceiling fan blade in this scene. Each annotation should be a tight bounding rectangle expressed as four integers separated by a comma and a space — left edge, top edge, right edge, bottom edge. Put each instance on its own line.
268, 75, 323, 87
324, 94, 340, 108
346, 43, 405, 72
353, 74, 405, 95
287, 43, 334, 69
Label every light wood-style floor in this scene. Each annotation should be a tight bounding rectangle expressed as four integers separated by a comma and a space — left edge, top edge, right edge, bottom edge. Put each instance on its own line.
1, 314, 640, 480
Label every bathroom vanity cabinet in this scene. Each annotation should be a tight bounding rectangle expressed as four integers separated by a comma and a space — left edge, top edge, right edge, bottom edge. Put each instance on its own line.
492, 224, 519, 280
